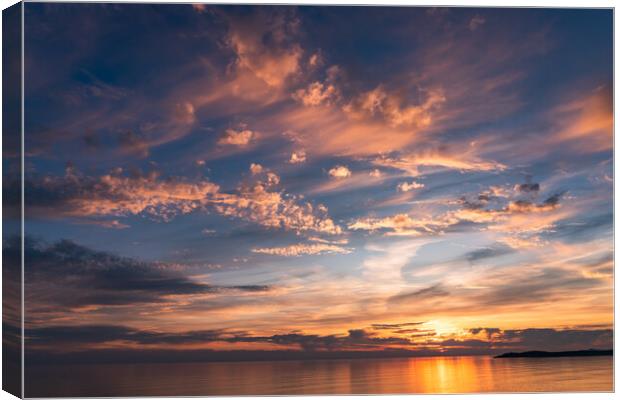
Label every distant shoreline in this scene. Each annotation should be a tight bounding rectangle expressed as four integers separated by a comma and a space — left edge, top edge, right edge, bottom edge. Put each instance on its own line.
495, 349, 613, 358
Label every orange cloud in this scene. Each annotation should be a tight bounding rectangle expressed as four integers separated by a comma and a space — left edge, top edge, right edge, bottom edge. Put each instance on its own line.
191, 4, 207, 13
397, 181, 425, 192
259, 102, 424, 157
328, 165, 352, 179
24, 167, 342, 235
213, 183, 342, 235
249, 163, 264, 175
344, 85, 446, 128
218, 127, 257, 146
226, 10, 303, 88
252, 242, 352, 256
67, 171, 220, 221
308, 168, 393, 195
293, 81, 339, 106
173, 101, 196, 125
289, 150, 307, 164
551, 86, 612, 153
373, 147, 506, 176
348, 214, 439, 237
350, 184, 569, 240
369, 169, 383, 178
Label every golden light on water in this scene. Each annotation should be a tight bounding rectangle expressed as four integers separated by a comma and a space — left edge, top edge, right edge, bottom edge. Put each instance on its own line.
26, 356, 613, 396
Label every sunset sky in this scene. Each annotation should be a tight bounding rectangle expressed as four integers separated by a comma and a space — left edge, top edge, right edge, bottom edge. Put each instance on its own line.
8, 4, 613, 361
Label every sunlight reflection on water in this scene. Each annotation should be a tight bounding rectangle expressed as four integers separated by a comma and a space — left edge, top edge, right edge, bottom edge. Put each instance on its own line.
27, 355, 613, 397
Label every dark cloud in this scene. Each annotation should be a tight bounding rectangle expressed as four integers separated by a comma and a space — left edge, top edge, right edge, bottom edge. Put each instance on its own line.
26, 325, 412, 352
542, 192, 564, 207
459, 195, 486, 210
465, 245, 513, 263
4, 167, 218, 221
515, 183, 540, 193
82, 132, 102, 149
500, 328, 612, 350
547, 213, 612, 243
476, 267, 603, 306
370, 323, 437, 338
393, 329, 436, 337
388, 284, 448, 303
257, 329, 412, 351
25, 348, 444, 367
516, 183, 540, 193
577, 252, 613, 277
27, 325, 225, 346
4, 170, 107, 218
8, 237, 270, 312
469, 327, 501, 338
447, 327, 613, 352
371, 322, 425, 330
458, 186, 565, 217
117, 130, 149, 158
506, 192, 564, 212
25, 323, 612, 363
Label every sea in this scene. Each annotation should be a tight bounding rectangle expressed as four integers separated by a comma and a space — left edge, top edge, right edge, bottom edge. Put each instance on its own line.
25, 355, 613, 397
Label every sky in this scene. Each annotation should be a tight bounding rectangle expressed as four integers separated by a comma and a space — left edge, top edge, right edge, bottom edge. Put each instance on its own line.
5, 4, 613, 362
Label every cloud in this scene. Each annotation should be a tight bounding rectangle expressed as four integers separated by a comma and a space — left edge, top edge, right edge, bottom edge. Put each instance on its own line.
293, 81, 339, 106
373, 147, 506, 176
77, 219, 131, 230
348, 213, 445, 237
308, 167, 393, 195
473, 266, 605, 308
26, 325, 412, 353
16, 167, 219, 222
61, 69, 130, 106
25, 319, 612, 358
265, 103, 431, 158
464, 245, 514, 263
458, 327, 612, 352
397, 181, 424, 192
469, 327, 501, 338
13, 167, 341, 234
550, 86, 612, 153
369, 169, 383, 178
452, 187, 565, 222
496, 235, 545, 250
225, 9, 303, 88
212, 182, 342, 235
249, 163, 264, 175
8, 238, 271, 312
328, 165, 352, 179
349, 181, 568, 239
468, 15, 486, 31
371, 322, 425, 330
27, 325, 241, 348
218, 128, 256, 146
344, 85, 446, 128
289, 150, 307, 164
173, 101, 196, 125
192, 4, 207, 13
389, 284, 449, 303
505, 193, 563, 213
117, 130, 150, 158
252, 242, 352, 256
515, 182, 540, 193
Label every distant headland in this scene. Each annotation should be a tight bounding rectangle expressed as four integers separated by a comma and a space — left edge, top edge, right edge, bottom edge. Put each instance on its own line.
495, 349, 613, 358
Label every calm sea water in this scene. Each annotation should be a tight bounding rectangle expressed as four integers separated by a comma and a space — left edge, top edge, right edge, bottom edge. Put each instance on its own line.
26, 355, 613, 397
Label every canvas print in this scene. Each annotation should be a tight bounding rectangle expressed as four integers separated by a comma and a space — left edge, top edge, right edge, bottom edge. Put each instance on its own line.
2, 3, 614, 397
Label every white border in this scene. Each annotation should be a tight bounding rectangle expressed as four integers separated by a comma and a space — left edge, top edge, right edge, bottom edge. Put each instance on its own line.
0, 1, 616, 400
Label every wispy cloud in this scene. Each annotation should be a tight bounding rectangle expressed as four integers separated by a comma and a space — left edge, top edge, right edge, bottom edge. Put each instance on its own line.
252, 242, 352, 256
